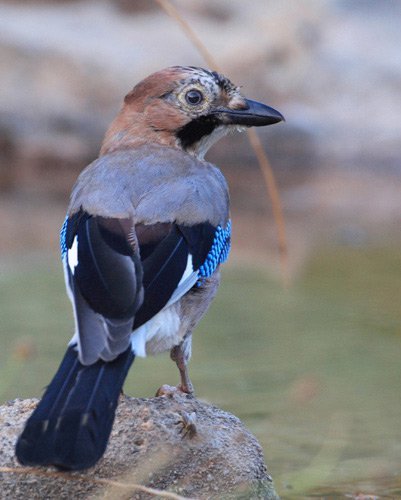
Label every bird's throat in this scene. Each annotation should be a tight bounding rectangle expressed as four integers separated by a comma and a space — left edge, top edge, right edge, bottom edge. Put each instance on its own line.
176, 117, 230, 159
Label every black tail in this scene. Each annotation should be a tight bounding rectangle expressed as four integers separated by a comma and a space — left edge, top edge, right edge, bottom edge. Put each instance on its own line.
16, 345, 135, 470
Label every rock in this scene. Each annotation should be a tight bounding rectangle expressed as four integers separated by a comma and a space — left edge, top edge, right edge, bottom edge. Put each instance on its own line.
0, 394, 279, 499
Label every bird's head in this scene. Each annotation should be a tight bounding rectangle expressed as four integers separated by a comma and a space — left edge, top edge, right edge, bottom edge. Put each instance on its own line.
100, 66, 284, 158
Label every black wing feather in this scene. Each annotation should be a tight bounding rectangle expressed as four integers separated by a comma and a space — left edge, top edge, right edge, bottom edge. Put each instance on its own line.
178, 223, 216, 269
133, 225, 188, 328
132, 222, 218, 328
74, 216, 142, 320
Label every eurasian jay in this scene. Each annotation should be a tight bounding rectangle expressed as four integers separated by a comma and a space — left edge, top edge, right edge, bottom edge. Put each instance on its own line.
16, 66, 283, 470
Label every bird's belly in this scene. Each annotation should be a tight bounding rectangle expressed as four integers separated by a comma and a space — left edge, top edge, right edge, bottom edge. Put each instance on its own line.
130, 305, 182, 357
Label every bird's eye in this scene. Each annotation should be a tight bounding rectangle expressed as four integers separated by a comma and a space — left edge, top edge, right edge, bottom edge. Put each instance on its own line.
185, 89, 203, 105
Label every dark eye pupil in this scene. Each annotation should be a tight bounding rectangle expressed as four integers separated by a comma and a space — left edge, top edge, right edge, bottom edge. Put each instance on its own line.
186, 89, 203, 105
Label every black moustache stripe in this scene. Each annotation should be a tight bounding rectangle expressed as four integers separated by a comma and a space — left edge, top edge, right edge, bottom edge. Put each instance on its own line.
176, 115, 219, 149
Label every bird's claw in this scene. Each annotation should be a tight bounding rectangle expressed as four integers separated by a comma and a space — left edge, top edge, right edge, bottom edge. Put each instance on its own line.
155, 384, 194, 397
176, 411, 197, 439
156, 384, 177, 397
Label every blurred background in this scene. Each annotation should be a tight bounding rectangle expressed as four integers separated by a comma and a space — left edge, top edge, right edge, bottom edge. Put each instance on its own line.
1, 0, 401, 497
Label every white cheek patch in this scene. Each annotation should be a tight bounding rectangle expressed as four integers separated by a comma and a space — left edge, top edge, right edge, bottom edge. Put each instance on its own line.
68, 236, 79, 274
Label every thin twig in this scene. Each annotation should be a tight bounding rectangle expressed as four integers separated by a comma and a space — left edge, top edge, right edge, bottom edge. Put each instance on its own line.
0, 467, 194, 500
155, 0, 289, 287
246, 128, 289, 288
155, 0, 216, 69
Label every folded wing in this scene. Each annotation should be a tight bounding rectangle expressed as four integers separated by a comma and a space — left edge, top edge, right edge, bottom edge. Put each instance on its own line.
61, 211, 222, 364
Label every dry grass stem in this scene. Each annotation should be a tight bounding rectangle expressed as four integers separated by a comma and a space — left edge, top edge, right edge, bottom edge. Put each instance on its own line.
155, 0, 216, 69
246, 128, 289, 287
155, 0, 289, 286
0, 467, 195, 500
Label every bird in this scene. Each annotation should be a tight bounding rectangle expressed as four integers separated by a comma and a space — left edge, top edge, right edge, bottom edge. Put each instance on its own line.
15, 66, 284, 471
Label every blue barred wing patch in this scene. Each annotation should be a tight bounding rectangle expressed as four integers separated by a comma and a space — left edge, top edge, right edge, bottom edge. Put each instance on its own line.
198, 220, 231, 282
60, 216, 68, 258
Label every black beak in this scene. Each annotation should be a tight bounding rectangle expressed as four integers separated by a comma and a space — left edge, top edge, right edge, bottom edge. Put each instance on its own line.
213, 98, 284, 127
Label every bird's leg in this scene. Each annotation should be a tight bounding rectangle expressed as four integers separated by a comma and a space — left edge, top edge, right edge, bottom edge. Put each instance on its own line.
156, 335, 194, 396
170, 342, 194, 394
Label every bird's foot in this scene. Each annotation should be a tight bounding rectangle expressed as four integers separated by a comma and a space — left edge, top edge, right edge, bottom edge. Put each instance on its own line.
176, 411, 197, 439
155, 384, 194, 397
155, 384, 178, 397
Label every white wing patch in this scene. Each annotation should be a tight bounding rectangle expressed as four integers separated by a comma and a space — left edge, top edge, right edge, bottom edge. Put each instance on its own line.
62, 254, 80, 348
167, 254, 198, 306
68, 236, 79, 274
179, 254, 195, 284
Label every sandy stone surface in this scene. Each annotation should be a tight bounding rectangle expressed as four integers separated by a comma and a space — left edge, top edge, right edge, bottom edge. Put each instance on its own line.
0, 393, 279, 499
